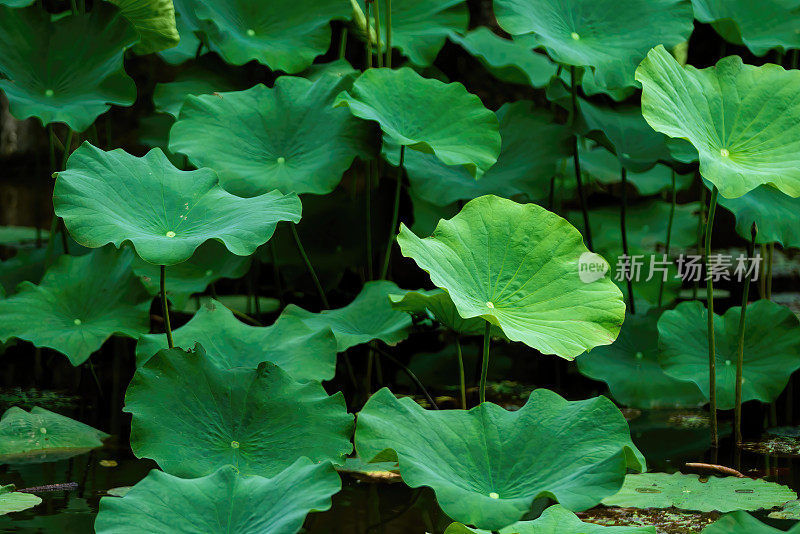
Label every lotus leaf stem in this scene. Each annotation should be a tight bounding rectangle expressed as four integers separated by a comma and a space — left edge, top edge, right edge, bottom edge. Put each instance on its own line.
290, 223, 330, 309
373, 0, 383, 68
735, 224, 757, 445
479, 321, 491, 404
70, 0, 77, 14
693, 184, 706, 300
456, 336, 466, 409
364, 1, 372, 69
658, 169, 677, 307
384, 0, 392, 67
766, 243, 774, 299
372, 345, 438, 409
620, 167, 635, 314
365, 161, 374, 280
380, 145, 404, 280
705, 185, 719, 447
569, 66, 592, 251
160, 265, 174, 349
759, 244, 767, 298
339, 27, 348, 60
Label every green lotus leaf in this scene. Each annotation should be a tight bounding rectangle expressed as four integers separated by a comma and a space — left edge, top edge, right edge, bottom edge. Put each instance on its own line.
494, 0, 693, 89
603, 472, 797, 512
716, 184, 800, 249
0, 4, 137, 131
191, 0, 350, 72
282, 281, 412, 351
577, 311, 705, 409
108, 0, 179, 55
395, 102, 570, 206
445, 504, 656, 533
136, 299, 338, 381
389, 289, 488, 336
0, 485, 41, 515
153, 66, 242, 119
636, 45, 800, 199
170, 75, 371, 197
692, 1, 800, 56
449, 28, 557, 88
0, 406, 109, 464
0, 248, 151, 366
551, 63, 637, 102
157, 0, 201, 64
334, 67, 501, 177
95, 459, 340, 533
398, 195, 626, 359
126, 347, 353, 477
356, 388, 645, 530
658, 300, 800, 410
54, 143, 302, 266
704, 511, 800, 533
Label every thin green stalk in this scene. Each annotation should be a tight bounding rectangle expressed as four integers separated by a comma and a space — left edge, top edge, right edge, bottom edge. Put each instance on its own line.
759, 244, 767, 298
290, 224, 330, 309
766, 243, 774, 299
160, 265, 174, 349
735, 225, 757, 445
479, 321, 491, 404
269, 241, 284, 306
693, 185, 707, 300
365, 161, 374, 280
364, 1, 372, 69
456, 336, 466, 409
705, 186, 719, 447
620, 167, 635, 314
70, 0, 78, 14
372, 345, 439, 409
384, 0, 392, 67
61, 129, 74, 170
658, 170, 677, 308
570, 66, 592, 251
380, 145, 404, 279
373, 0, 383, 68
338, 28, 348, 60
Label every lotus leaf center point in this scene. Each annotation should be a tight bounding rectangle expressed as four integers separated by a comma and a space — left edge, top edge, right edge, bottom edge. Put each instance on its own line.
247, 29, 256, 37
571, 32, 580, 40
720, 148, 730, 157
73, 319, 82, 326
277, 157, 286, 164
39, 427, 46, 434
165, 231, 176, 238
489, 492, 499, 499
231, 441, 240, 449
205, 269, 213, 276
725, 360, 731, 365
635, 351, 643, 360
44, 89, 54, 97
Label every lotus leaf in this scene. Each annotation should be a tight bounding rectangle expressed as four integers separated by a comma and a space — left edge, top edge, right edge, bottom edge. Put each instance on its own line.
397, 195, 625, 359
658, 300, 800, 409
716, 184, 800, 249
334, 67, 501, 177
0, 4, 137, 131
126, 347, 353, 477
136, 299, 338, 381
356, 388, 644, 530
636, 45, 800, 198
704, 511, 800, 533
0, 486, 40, 515
0, 248, 151, 366
0, 407, 109, 464
95, 459, 340, 533
603, 472, 797, 512
109, 0, 179, 55
282, 281, 412, 351
493, 0, 693, 89
54, 143, 302, 266
170, 75, 371, 197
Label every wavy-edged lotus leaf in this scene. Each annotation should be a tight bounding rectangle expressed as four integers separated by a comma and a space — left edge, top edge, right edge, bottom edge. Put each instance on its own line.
126, 347, 353, 477
445, 504, 656, 533
158, 0, 201, 64
450, 28, 557, 88
54, 143, 302, 266
0, 485, 40, 515
398, 195, 626, 359
154, 66, 243, 119
0, 4, 137, 131
132, 241, 251, 309
170, 75, 371, 197
396, 102, 570, 206
356, 388, 645, 530
109, 0, 179, 55
0, 407, 109, 464
0, 247, 151, 366
577, 311, 705, 409
494, 0, 693, 89
704, 511, 800, 533
335, 67, 500, 177
191, 0, 349, 72
637, 46, 800, 199
94, 459, 340, 533
658, 300, 800, 410
603, 472, 797, 512
691, 1, 800, 56
282, 281, 412, 351
716, 184, 800, 249
390, 289, 489, 336
136, 300, 338, 381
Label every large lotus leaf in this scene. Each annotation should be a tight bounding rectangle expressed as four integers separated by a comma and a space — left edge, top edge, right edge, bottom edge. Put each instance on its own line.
716, 184, 800, 249
95, 459, 340, 533
0, 248, 151, 366
603, 472, 797, 512
658, 300, 800, 410
132, 241, 251, 309
397, 195, 625, 359
494, 0, 693, 89
154, 66, 242, 119
0, 485, 41, 515
170, 75, 371, 197
636, 46, 800, 199
334, 67, 500, 177
108, 0, 179, 54
702, 511, 800, 534
0, 4, 137, 131
191, 0, 350, 72
0, 407, 109, 464
445, 504, 656, 533
282, 281, 412, 352
158, 0, 201, 64
136, 299, 338, 381
692, 1, 800, 56
390, 289, 488, 336
54, 143, 302, 266
577, 311, 705, 409
356, 388, 645, 530
396, 102, 570, 206
126, 347, 353, 477
449, 28, 557, 88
